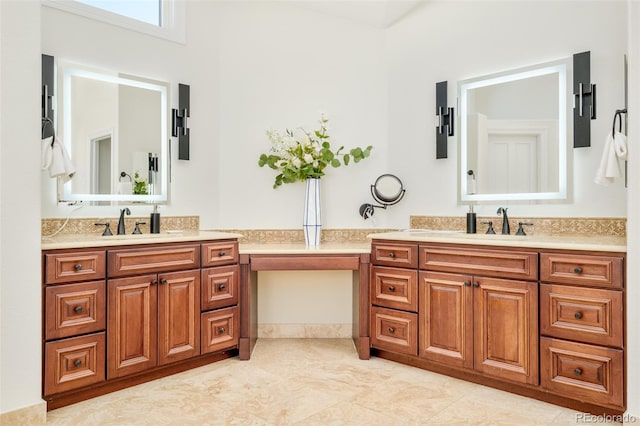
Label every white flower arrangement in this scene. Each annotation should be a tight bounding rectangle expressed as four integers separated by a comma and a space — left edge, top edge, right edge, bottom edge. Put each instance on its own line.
259, 115, 372, 188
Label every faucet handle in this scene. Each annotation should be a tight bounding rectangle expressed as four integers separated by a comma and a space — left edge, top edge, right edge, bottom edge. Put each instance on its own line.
94, 222, 113, 236
481, 221, 496, 234
133, 221, 146, 235
516, 222, 534, 236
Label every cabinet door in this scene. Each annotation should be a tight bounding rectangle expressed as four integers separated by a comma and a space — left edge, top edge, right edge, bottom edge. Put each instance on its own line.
157, 270, 200, 365
108, 275, 157, 379
474, 277, 538, 385
419, 271, 473, 369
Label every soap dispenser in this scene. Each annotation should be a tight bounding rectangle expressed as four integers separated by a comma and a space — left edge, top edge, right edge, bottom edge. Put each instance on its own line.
150, 205, 161, 234
466, 205, 476, 234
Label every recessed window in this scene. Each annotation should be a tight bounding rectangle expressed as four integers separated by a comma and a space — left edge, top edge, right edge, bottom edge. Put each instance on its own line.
75, 0, 161, 26
42, 0, 185, 44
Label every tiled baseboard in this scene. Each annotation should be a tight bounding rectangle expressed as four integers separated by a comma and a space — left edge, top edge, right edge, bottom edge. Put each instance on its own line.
258, 323, 352, 338
0, 401, 46, 426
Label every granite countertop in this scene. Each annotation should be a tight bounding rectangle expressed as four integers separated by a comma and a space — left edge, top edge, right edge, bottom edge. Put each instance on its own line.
41, 230, 243, 250
239, 242, 371, 254
368, 230, 627, 252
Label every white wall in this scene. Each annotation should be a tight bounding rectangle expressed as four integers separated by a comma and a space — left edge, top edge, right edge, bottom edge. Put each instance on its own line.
385, 1, 628, 223
0, 0, 44, 415
625, 1, 639, 420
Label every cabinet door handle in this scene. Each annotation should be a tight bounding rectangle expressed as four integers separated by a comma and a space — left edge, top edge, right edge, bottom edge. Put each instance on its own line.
219, 251, 226, 257
74, 306, 83, 314
388, 327, 395, 333
574, 312, 583, 320
160, 279, 168, 285
218, 284, 226, 290
464, 281, 471, 287
74, 263, 83, 271
473, 282, 479, 288
574, 266, 583, 274
74, 359, 82, 367
574, 368, 583, 376
388, 285, 395, 292
219, 327, 226, 333
152, 279, 159, 286
388, 252, 395, 258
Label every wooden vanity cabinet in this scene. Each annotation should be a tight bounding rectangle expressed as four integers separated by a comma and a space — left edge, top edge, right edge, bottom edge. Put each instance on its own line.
43, 249, 107, 396
539, 251, 625, 409
43, 238, 240, 409
418, 245, 538, 385
200, 241, 240, 354
370, 243, 419, 356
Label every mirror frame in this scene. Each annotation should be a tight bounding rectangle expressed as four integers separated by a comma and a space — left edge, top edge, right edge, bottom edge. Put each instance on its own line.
458, 59, 569, 202
57, 63, 170, 204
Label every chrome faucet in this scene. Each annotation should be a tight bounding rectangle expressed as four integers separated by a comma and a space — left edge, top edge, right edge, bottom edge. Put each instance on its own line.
497, 207, 510, 235
117, 208, 131, 235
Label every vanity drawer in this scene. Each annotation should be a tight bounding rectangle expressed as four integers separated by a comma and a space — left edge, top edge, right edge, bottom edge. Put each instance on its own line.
44, 332, 106, 396
371, 242, 418, 268
108, 244, 200, 277
201, 265, 239, 311
540, 284, 623, 348
371, 306, 418, 356
419, 245, 538, 280
540, 337, 623, 409
201, 241, 239, 267
540, 252, 623, 289
45, 250, 106, 284
201, 306, 239, 354
45, 281, 106, 340
371, 266, 418, 312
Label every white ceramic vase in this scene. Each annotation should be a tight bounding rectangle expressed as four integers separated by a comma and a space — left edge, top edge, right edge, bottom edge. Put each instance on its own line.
303, 178, 322, 246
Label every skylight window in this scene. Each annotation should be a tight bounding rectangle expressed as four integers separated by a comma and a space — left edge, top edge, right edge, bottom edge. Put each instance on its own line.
75, 0, 161, 26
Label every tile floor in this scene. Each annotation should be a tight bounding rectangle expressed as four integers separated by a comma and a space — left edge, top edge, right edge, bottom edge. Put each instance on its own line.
46, 339, 620, 425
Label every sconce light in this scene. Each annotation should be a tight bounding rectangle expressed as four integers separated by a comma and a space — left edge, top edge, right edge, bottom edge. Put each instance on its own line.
359, 174, 406, 219
172, 83, 190, 159
435, 80, 455, 159
573, 51, 596, 148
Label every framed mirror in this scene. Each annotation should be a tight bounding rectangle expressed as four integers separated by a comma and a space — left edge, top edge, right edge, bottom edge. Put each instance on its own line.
57, 63, 169, 204
459, 59, 570, 202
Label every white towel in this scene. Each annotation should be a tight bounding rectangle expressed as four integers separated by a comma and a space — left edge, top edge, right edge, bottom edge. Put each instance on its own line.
594, 131, 627, 186
41, 136, 75, 183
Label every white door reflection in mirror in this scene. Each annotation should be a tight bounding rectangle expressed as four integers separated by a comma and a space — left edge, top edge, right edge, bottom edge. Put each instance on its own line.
459, 59, 569, 202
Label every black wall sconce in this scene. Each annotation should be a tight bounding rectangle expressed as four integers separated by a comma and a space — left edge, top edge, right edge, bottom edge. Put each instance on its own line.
172, 83, 190, 160
573, 51, 596, 148
359, 174, 406, 219
41, 54, 55, 140
435, 80, 454, 159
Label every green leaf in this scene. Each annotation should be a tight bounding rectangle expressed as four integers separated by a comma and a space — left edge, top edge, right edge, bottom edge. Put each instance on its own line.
331, 159, 341, 168
343, 154, 350, 165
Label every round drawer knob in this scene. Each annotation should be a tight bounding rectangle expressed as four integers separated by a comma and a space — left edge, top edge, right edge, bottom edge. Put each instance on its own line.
388, 327, 395, 333
388, 252, 395, 258
574, 368, 583, 376
388, 285, 395, 292
574, 266, 583, 274
464, 281, 471, 287
74, 263, 83, 271
219, 327, 226, 333
152, 279, 159, 286
74, 359, 82, 367
219, 284, 226, 290
473, 282, 479, 288
574, 312, 583, 320
219, 251, 226, 257
74, 306, 83, 314
161, 279, 168, 285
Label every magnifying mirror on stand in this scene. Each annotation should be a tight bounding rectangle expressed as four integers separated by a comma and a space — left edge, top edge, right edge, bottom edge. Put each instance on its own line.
359, 174, 406, 219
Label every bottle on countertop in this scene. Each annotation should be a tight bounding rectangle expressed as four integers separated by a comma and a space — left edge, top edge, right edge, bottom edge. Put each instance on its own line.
466, 205, 476, 234
150, 205, 160, 234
